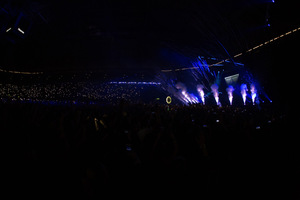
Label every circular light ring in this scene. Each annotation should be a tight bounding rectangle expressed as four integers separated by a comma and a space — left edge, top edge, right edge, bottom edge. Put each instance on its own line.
166, 96, 172, 104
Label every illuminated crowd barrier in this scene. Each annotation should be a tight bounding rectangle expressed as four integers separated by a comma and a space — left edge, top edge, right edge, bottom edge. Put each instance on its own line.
109, 81, 161, 85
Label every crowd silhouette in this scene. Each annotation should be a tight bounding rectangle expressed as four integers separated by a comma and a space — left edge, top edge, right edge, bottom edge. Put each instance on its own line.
2, 100, 299, 198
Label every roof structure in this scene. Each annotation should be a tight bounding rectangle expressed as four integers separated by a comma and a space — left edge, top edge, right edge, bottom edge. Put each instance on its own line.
0, 0, 299, 72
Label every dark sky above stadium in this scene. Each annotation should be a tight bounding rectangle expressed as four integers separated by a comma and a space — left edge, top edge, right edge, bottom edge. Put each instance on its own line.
0, 0, 299, 72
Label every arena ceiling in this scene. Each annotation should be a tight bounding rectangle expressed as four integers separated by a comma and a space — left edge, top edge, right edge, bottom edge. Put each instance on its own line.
0, 0, 299, 72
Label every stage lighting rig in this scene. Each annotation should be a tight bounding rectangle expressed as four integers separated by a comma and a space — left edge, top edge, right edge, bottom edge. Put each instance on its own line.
2, 13, 32, 43
0, 0, 47, 43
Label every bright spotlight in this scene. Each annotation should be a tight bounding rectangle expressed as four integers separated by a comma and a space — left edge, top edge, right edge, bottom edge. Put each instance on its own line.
17, 28, 25, 34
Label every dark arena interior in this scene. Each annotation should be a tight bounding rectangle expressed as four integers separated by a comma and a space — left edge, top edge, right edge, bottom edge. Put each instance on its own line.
1, 0, 299, 198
